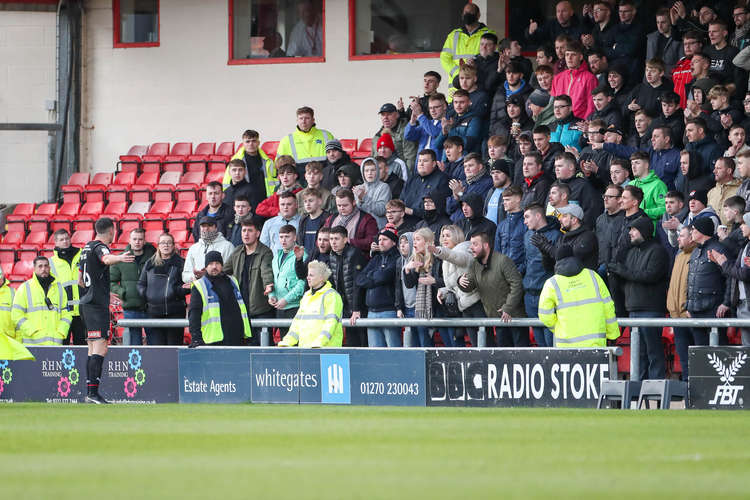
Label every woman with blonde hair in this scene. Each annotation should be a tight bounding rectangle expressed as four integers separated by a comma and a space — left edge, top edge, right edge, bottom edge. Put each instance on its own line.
430, 224, 485, 347
403, 227, 444, 347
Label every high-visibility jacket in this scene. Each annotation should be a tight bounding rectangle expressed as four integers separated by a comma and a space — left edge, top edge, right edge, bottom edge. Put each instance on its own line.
192, 275, 251, 344
280, 282, 343, 348
0, 281, 16, 341
440, 24, 495, 98
0, 332, 34, 361
49, 249, 81, 316
538, 268, 620, 348
276, 126, 334, 164
226, 146, 278, 197
11, 275, 72, 346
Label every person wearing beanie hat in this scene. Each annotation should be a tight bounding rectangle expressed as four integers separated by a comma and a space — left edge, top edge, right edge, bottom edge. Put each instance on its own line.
528, 89, 555, 127
375, 133, 409, 183
372, 102, 418, 169
486, 157, 513, 226
609, 215, 669, 379
685, 187, 721, 231
685, 211, 729, 343
325, 139, 343, 153
276, 106, 334, 166
188, 248, 252, 348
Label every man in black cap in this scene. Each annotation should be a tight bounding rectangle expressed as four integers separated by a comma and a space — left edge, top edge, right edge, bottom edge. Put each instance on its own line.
188, 250, 251, 347
372, 102, 417, 169
484, 159, 512, 226
686, 217, 729, 345
608, 216, 668, 380
685, 188, 721, 230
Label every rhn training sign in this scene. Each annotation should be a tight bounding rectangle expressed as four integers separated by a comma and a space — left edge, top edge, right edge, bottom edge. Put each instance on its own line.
426, 349, 614, 407
689, 347, 750, 409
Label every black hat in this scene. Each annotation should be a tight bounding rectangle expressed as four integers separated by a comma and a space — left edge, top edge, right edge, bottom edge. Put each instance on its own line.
506, 94, 524, 106
689, 189, 708, 206
204, 251, 223, 266
528, 89, 551, 107
199, 216, 218, 226
690, 217, 714, 237
628, 216, 654, 240
490, 159, 511, 176
378, 224, 398, 243
379, 103, 397, 114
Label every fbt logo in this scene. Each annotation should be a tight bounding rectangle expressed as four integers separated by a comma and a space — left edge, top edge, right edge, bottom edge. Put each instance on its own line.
707, 352, 747, 406
320, 354, 350, 404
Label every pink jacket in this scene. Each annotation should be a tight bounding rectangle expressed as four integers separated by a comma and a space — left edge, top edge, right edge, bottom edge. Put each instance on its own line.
551, 65, 598, 120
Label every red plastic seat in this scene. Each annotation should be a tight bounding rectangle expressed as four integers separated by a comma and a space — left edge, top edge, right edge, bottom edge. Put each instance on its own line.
186, 155, 208, 172
143, 214, 165, 231
159, 171, 181, 185
61, 185, 83, 204
70, 230, 94, 247
170, 229, 189, 245
162, 158, 185, 173
0, 261, 13, 277
170, 142, 192, 156
153, 184, 175, 202
358, 137, 372, 153
175, 184, 199, 202
174, 200, 197, 214
128, 201, 151, 215
149, 200, 174, 215
49, 215, 73, 233
350, 150, 369, 160
144, 229, 162, 244
106, 186, 129, 203
117, 157, 140, 174
166, 214, 190, 232
216, 142, 235, 156
126, 145, 148, 156
12, 203, 35, 216
35, 203, 57, 216
340, 139, 358, 153
80, 201, 104, 216
261, 141, 280, 158
180, 171, 205, 185
18, 245, 41, 262
58, 203, 80, 216
134, 172, 157, 186
67, 172, 90, 186
207, 155, 228, 171
205, 170, 224, 184
40, 245, 54, 258
116, 230, 131, 244
2, 232, 24, 245
104, 201, 128, 217
91, 172, 113, 185
5, 217, 26, 233
72, 215, 95, 232
11, 260, 34, 279
27, 216, 49, 234
24, 232, 48, 246
147, 142, 170, 156
0, 244, 17, 262
194, 143, 215, 155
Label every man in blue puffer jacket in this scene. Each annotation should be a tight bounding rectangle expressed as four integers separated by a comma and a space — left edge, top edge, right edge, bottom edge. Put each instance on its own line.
494, 186, 527, 273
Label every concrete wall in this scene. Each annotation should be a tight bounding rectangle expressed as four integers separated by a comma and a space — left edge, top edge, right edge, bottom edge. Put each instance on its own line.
0, 10, 56, 204
81, 0, 506, 173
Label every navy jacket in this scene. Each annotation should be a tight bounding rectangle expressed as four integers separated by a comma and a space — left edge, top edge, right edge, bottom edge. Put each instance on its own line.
401, 167, 450, 220
354, 246, 400, 312
494, 210, 527, 274
523, 216, 561, 293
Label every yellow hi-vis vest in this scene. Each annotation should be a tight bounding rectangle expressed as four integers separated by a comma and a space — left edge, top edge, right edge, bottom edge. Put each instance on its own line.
192, 275, 251, 344
538, 268, 620, 348
276, 126, 334, 164
11, 275, 72, 346
0, 281, 16, 341
440, 24, 495, 99
280, 282, 343, 348
226, 146, 278, 197
49, 249, 81, 316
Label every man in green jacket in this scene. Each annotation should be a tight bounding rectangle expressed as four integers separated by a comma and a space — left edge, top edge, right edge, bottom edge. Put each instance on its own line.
269, 224, 306, 342
629, 151, 668, 225
224, 216, 275, 346
458, 231, 526, 347
110, 228, 156, 345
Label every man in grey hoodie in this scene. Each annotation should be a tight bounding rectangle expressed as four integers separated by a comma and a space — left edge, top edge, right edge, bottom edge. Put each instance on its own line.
353, 157, 391, 229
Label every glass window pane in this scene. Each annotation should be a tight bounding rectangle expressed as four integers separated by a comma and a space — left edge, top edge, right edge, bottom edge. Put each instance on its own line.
232, 0, 324, 60
118, 0, 159, 44
353, 0, 465, 56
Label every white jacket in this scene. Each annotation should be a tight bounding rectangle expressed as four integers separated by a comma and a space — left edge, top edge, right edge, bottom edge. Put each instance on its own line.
182, 235, 236, 283
434, 241, 481, 312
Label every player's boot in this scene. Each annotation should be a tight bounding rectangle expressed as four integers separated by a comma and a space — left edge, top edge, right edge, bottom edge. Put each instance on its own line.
85, 393, 110, 404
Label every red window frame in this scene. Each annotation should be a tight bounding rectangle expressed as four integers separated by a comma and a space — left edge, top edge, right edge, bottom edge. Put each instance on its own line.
227, 0, 326, 66
112, 0, 160, 48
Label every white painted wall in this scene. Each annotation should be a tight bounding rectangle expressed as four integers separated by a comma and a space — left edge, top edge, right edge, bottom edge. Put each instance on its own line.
82, 0, 505, 173
0, 10, 56, 204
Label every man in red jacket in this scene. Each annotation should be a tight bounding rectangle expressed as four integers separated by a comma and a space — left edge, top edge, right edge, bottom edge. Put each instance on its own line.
551, 40, 597, 119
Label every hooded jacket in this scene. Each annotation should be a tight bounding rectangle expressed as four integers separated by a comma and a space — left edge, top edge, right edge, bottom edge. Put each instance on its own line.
433, 241, 482, 312
356, 245, 400, 312
137, 253, 188, 318
489, 81, 533, 137
557, 175, 604, 229
394, 232, 415, 311
596, 209, 626, 269
456, 192, 497, 241
415, 188, 452, 237
686, 136, 723, 176
182, 233, 236, 284
687, 236, 728, 314
523, 216, 562, 293
538, 224, 599, 272
675, 150, 716, 199
322, 152, 359, 190
630, 170, 668, 224
550, 113, 584, 149
551, 64, 598, 119
494, 209, 527, 274
615, 217, 669, 313
357, 157, 391, 228
328, 243, 367, 315
586, 100, 624, 130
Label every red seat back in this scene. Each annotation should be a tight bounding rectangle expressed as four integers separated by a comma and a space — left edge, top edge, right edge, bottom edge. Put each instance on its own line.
147, 142, 170, 156
194, 143, 215, 155
261, 141, 280, 158
126, 145, 148, 156
170, 142, 192, 156
216, 142, 235, 156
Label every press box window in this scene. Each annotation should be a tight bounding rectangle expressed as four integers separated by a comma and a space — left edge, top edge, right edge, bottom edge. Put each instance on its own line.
350, 0, 465, 59
230, 0, 324, 63
114, 0, 159, 47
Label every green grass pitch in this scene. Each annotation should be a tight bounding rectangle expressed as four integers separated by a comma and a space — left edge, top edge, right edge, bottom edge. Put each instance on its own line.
1, 404, 749, 499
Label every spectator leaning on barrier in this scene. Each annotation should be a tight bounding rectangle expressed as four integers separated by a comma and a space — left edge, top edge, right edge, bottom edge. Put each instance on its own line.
269, 225, 306, 341
355, 225, 402, 348
223, 216, 274, 346
137, 233, 188, 346
458, 231, 525, 347
110, 228, 156, 346
712, 212, 750, 347
609, 216, 669, 380
191, 181, 234, 242
327, 225, 367, 347
12, 256, 71, 346
668, 225, 696, 380
276, 106, 334, 166
403, 227, 444, 347
226, 129, 277, 207
183, 216, 235, 285
0, 268, 15, 341
188, 251, 251, 348
279, 261, 343, 348
49, 228, 85, 345
538, 245, 620, 347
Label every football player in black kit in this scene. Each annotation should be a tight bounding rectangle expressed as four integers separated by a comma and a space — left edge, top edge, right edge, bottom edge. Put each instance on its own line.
78, 218, 134, 404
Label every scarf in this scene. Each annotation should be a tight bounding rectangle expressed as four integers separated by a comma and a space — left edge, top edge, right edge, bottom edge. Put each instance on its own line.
201, 229, 219, 247
415, 271, 433, 319
525, 171, 543, 187
466, 165, 486, 185
333, 208, 361, 240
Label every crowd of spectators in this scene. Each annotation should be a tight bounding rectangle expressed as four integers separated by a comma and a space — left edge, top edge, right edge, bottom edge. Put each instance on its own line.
8, 2, 750, 371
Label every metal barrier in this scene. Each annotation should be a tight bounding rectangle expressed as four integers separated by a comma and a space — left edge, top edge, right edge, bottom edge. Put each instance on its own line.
116, 317, 750, 382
